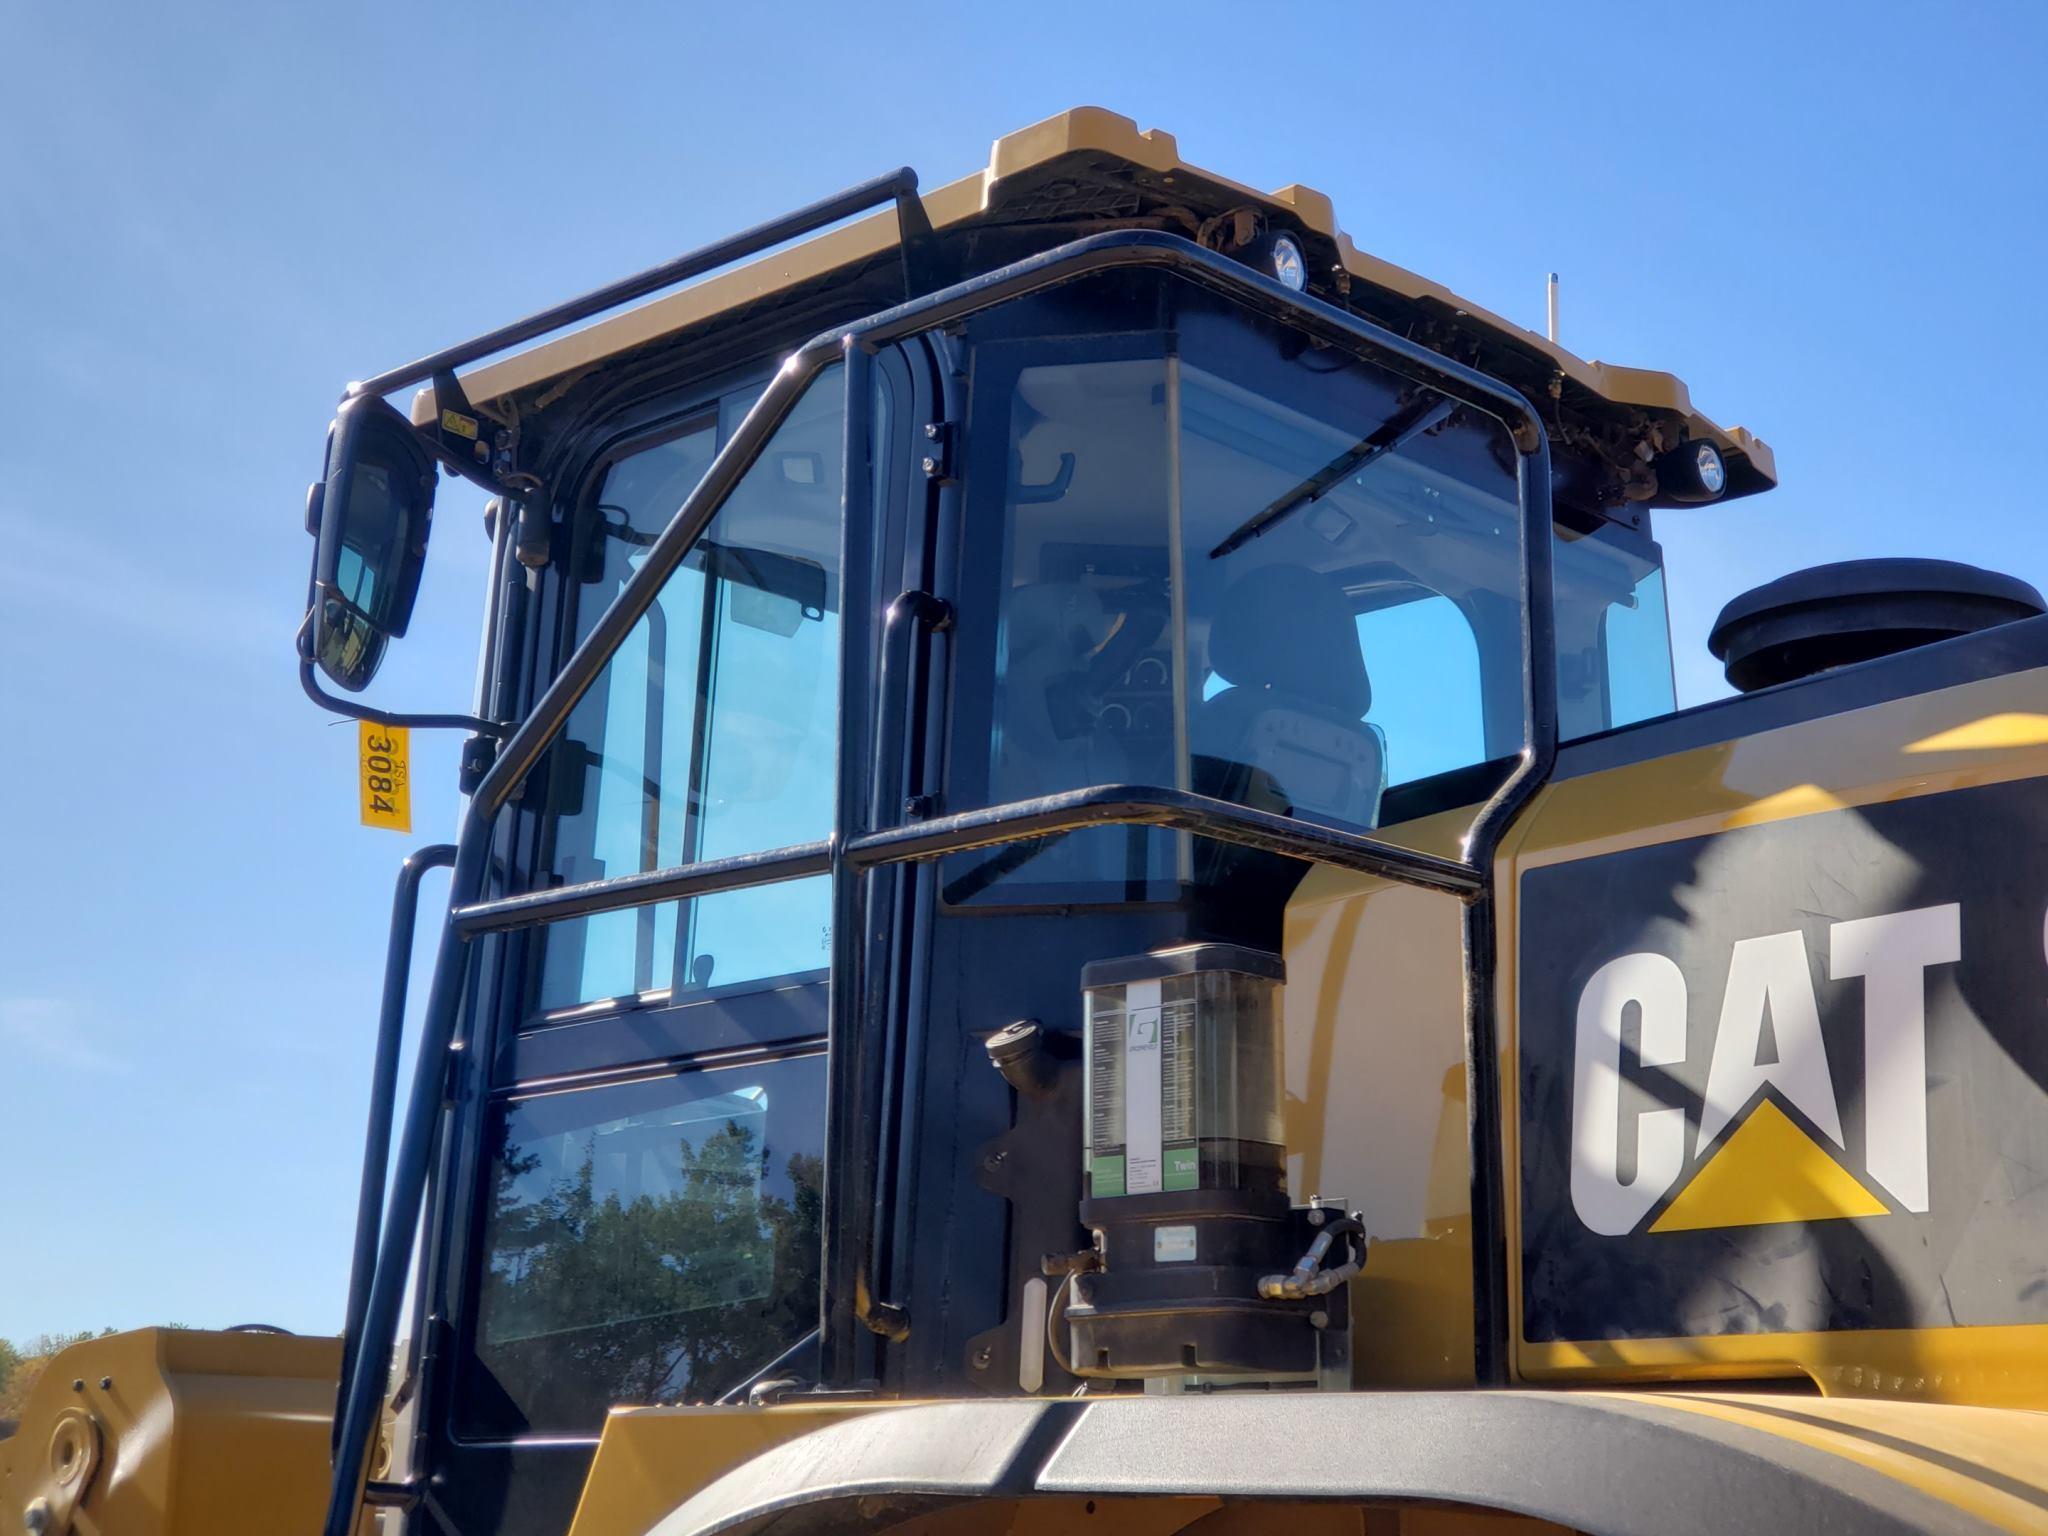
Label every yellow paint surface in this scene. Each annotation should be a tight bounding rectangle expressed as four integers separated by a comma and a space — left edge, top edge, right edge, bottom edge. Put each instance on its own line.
1649, 1101, 1887, 1233
1905, 711, 2048, 752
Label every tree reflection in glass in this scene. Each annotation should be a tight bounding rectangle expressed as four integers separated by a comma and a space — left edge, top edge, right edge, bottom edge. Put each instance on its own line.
464, 1058, 825, 1435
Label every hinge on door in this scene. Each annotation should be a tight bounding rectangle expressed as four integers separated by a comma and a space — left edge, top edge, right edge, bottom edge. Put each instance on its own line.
440, 1041, 467, 1106
920, 421, 958, 486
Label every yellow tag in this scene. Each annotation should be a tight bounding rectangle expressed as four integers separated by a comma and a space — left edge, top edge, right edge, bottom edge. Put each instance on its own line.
440, 408, 479, 440
357, 722, 413, 833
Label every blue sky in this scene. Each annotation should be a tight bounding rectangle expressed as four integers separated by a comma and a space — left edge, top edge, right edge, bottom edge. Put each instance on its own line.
3, 2, 2044, 1341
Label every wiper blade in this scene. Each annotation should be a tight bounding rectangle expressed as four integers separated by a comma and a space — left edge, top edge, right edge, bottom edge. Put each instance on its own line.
1208, 395, 1456, 560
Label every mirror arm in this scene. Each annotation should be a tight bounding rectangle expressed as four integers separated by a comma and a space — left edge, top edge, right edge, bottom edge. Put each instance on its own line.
296, 612, 513, 738
423, 367, 552, 564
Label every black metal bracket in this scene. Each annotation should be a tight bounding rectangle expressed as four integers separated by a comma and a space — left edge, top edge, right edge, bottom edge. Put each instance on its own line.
893, 180, 943, 300
295, 613, 512, 739
427, 369, 497, 483
456, 733, 499, 796
425, 367, 540, 508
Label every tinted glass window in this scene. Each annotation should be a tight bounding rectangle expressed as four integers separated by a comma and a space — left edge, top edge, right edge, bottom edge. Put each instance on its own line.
1553, 522, 1674, 739
1356, 592, 1486, 785
540, 371, 844, 1010
1601, 564, 1676, 726
461, 1055, 824, 1434
946, 276, 1526, 901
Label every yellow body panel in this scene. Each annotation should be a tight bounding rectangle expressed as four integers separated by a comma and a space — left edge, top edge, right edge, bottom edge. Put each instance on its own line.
0, 1329, 350, 1536
1498, 665, 2048, 1402
1282, 807, 1475, 1386
409, 107, 1771, 486
1275, 664, 2048, 1408
565, 1401, 885, 1536
1641, 1394, 2048, 1534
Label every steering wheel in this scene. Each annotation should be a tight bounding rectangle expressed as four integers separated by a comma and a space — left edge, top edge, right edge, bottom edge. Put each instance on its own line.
1043, 585, 1169, 741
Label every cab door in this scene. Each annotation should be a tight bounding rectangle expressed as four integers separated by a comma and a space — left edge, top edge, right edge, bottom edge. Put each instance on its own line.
411, 345, 926, 1536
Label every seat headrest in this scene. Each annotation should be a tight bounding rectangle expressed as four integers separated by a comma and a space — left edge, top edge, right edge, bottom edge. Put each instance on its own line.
1207, 565, 1371, 717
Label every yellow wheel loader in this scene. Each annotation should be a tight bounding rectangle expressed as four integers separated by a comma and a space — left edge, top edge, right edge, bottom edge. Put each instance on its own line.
8, 108, 2048, 1536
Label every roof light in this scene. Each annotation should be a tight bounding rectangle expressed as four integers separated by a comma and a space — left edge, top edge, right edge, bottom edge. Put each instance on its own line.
1695, 441, 1726, 497
1652, 438, 1729, 503
1268, 233, 1307, 292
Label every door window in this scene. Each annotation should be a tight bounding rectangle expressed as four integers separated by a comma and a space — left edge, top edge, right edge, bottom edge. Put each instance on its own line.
539, 371, 844, 1011
460, 1054, 825, 1433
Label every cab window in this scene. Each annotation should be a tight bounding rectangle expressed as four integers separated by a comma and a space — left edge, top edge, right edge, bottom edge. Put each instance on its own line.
460, 1055, 824, 1434
1553, 522, 1675, 740
1599, 563, 1676, 726
537, 372, 844, 1011
1356, 591, 1486, 785
945, 276, 1530, 904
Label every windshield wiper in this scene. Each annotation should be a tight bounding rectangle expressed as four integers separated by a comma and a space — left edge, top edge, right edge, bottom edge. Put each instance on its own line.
1208, 395, 1456, 560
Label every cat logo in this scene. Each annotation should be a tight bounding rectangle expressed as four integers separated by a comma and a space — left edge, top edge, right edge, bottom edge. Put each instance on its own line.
1569, 902, 1960, 1237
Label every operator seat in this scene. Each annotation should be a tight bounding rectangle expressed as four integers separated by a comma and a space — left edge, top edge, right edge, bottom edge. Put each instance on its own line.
1195, 564, 1386, 828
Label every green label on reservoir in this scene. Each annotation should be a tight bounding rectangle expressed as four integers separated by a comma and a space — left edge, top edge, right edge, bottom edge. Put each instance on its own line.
1164, 1144, 1199, 1191
1091, 1153, 1127, 1199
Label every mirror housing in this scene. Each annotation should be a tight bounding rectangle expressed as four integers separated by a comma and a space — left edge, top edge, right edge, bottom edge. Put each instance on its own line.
308, 396, 436, 691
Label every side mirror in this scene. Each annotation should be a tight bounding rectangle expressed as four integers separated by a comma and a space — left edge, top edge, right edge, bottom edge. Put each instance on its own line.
307, 397, 437, 691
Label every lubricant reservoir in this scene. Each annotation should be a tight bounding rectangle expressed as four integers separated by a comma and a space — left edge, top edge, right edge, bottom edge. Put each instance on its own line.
1066, 944, 1345, 1379
1082, 944, 1286, 1202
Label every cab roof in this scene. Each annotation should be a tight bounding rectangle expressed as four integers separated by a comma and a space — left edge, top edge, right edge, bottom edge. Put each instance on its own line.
412, 107, 1774, 495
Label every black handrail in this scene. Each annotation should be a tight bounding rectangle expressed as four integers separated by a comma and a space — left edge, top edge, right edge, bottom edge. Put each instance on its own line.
343, 168, 928, 403
321, 227, 1559, 1536
1458, 434, 1558, 1386
334, 842, 454, 1455
844, 784, 1482, 894
452, 839, 832, 936
301, 167, 932, 742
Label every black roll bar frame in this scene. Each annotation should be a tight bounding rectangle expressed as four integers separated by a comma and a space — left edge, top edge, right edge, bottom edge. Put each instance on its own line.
299, 167, 934, 741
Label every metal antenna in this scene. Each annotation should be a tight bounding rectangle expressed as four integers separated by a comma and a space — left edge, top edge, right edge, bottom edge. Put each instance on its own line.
1546, 272, 1560, 343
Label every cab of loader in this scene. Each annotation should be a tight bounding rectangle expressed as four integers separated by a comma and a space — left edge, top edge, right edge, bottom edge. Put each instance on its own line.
259, 111, 2048, 1536
293, 124, 1724, 1536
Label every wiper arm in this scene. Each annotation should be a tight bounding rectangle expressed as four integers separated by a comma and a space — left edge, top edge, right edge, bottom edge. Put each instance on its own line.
1208, 396, 1456, 560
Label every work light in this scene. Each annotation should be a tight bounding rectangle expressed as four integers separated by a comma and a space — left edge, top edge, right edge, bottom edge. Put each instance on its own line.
1653, 437, 1729, 502
1268, 233, 1307, 291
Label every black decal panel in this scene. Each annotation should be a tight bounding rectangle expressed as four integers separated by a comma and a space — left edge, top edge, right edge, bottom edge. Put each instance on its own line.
1517, 775, 2048, 1343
